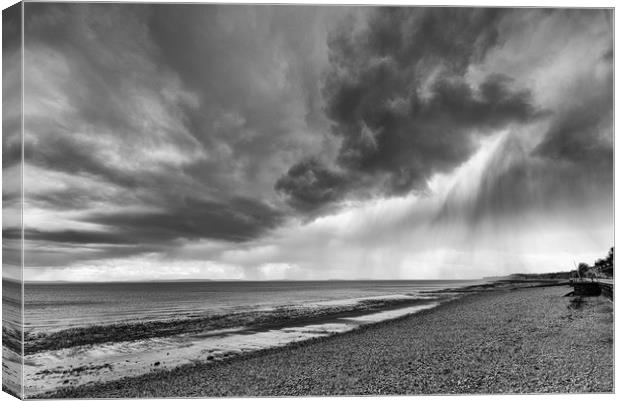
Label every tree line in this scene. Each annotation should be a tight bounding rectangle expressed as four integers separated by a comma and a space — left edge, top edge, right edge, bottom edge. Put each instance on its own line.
574, 247, 614, 279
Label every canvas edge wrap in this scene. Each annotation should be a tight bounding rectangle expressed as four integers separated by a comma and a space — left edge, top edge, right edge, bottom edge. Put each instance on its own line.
2, 1, 24, 399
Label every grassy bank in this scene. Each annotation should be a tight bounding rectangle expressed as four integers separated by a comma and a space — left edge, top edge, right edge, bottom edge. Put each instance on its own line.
41, 284, 613, 397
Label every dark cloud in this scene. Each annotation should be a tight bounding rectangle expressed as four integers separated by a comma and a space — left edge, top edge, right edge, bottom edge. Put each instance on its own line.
358, 7, 504, 73
16, 196, 283, 251
278, 8, 540, 210
85, 197, 284, 244
2, 228, 19, 241
331, 73, 538, 176
146, 4, 338, 201
20, 229, 130, 245
275, 158, 347, 212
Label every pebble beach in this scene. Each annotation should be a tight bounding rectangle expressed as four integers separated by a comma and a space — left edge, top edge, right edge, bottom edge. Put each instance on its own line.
42, 283, 613, 397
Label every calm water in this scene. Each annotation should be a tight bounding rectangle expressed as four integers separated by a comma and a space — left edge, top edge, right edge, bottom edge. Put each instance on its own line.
2, 279, 22, 331
24, 280, 477, 333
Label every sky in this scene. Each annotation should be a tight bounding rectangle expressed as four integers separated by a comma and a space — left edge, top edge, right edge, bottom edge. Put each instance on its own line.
2, 4, 614, 282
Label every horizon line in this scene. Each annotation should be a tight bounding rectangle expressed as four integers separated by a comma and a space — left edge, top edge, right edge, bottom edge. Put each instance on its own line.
6, 273, 573, 284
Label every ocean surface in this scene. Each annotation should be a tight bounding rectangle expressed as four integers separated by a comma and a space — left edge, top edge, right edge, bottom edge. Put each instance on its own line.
24, 280, 477, 333
19, 279, 482, 396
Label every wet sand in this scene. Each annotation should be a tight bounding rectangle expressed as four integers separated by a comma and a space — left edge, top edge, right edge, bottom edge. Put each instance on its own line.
23, 298, 445, 396
41, 284, 613, 397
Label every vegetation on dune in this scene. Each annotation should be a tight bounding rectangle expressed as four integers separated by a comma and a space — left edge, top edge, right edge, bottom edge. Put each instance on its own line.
571, 247, 614, 279
506, 272, 570, 280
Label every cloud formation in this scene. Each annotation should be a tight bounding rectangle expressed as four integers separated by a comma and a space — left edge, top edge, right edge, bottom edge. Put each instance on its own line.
277, 8, 541, 210
3, 3, 23, 281
21, 4, 339, 260
14, 5, 613, 281
275, 158, 348, 212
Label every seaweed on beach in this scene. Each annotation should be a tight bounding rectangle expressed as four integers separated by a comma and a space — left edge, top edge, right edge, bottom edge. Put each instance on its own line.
24, 297, 435, 355
430, 280, 569, 295
2, 326, 23, 354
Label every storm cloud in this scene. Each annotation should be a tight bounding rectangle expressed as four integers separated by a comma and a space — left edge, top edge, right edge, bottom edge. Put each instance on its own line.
11, 5, 613, 281
275, 158, 348, 212
277, 8, 542, 210
21, 3, 334, 260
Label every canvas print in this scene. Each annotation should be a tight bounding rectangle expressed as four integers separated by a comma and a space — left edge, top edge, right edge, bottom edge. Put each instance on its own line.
1, 2, 614, 399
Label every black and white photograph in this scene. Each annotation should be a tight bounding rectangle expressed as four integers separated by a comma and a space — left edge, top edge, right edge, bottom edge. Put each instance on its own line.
1, 1, 615, 398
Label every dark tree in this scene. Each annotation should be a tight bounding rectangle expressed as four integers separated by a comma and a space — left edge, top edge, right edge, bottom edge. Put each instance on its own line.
577, 262, 590, 277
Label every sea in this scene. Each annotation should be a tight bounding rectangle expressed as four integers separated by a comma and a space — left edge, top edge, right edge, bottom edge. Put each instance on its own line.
9, 279, 483, 396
